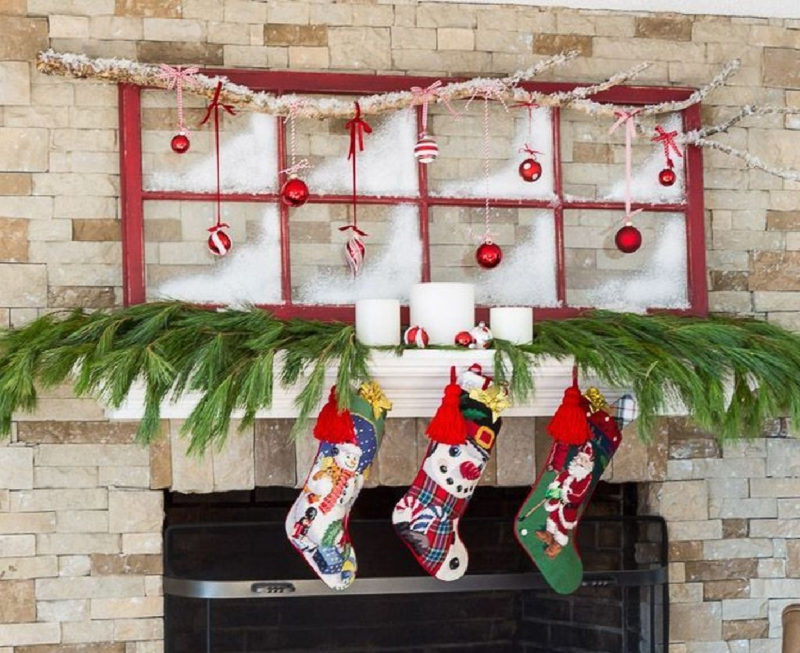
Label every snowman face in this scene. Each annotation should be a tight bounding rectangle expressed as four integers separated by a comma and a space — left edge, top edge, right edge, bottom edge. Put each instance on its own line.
333, 443, 362, 473
423, 442, 486, 498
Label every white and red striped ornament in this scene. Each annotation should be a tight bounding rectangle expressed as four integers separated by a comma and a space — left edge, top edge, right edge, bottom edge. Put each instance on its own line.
344, 231, 366, 276
403, 325, 429, 348
207, 223, 231, 256
414, 133, 439, 164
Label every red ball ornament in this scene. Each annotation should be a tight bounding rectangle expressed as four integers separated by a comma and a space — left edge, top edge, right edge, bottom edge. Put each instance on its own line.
403, 325, 429, 349
280, 177, 309, 207
414, 133, 439, 164
658, 167, 676, 187
519, 158, 542, 182
476, 240, 503, 269
614, 224, 642, 254
207, 226, 232, 256
170, 133, 190, 154
454, 331, 474, 348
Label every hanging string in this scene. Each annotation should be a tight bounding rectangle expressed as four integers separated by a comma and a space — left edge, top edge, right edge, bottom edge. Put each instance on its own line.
652, 125, 683, 169
512, 96, 539, 152
466, 81, 509, 244
280, 98, 311, 176
199, 81, 236, 231
340, 102, 372, 276
409, 80, 460, 135
609, 109, 643, 223
158, 64, 198, 135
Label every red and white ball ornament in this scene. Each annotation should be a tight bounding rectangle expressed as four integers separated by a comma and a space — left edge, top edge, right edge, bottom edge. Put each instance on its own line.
170, 132, 190, 154
403, 325, 429, 349
207, 224, 232, 256
280, 177, 310, 207
476, 240, 503, 269
519, 157, 542, 182
658, 167, 676, 187
454, 331, 475, 348
614, 223, 642, 254
414, 133, 439, 164
469, 322, 493, 350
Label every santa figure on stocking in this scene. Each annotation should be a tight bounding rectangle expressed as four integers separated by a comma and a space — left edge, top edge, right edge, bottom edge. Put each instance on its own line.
536, 441, 595, 559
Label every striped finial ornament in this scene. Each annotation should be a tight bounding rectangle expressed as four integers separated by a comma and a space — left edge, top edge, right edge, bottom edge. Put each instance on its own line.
344, 231, 366, 276
414, 133, 439, 164
207, 224, 231, 256
403, 325, 429, 348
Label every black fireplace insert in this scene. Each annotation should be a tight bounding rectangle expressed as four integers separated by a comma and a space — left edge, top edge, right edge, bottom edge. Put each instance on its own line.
164, 485, 667, 653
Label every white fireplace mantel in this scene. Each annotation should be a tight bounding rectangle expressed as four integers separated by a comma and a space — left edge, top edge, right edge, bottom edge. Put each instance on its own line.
104, 350, 659, 420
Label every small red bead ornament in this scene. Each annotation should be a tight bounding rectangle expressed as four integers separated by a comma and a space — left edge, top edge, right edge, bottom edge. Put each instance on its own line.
414, 133, 439, 164
658, 167, 676, 187
614, 223, 642, 254
280, 177, 310, 207
170, 132, 190, 154
403, 325, 429, 349
519, 157, 542, 182
207, 224, 232, 256
476, 240, 503, 269
454, 331, 474, 348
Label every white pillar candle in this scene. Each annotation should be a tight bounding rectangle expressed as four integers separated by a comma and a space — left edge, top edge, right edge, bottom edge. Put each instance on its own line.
490, 306, 534, 344
355, 299, 401, 346
409, 282, 475, 346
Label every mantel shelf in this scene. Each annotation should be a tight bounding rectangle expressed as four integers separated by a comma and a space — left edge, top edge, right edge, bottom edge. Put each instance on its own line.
105, 350, 677, 420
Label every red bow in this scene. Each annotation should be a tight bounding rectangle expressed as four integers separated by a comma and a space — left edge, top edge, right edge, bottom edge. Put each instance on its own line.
651, 125, 683, 168
199, 81, 236, 126
346, 102, 372, 160
338, 224, 368, 237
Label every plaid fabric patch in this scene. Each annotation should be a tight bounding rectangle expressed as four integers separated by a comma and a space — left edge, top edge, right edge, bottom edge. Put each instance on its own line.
407, 471, 466, 570
611, 393, 638, 429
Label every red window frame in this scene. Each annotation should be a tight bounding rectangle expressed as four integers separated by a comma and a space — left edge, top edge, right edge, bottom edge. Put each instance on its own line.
118, 70, 707, 322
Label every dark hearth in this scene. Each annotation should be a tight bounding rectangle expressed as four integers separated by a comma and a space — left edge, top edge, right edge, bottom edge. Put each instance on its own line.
164, 485, 666, 653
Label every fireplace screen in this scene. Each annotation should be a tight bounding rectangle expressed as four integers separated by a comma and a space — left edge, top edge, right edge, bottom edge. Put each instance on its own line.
164, 486, 667, 652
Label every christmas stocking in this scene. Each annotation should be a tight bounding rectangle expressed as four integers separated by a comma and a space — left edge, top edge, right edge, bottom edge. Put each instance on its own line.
285, 381, 391, 590
392, 365, 509, 581
514, 380, 637, 594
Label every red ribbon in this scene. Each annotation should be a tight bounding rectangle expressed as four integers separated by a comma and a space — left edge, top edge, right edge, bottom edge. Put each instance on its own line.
342, 102, 371, 265
158, 64, 198, 134
609, 109, 643, 222
512, 99, 539, 137
519, 143, 542, 158
651, 125, 683, 169
199, 82, 236, 229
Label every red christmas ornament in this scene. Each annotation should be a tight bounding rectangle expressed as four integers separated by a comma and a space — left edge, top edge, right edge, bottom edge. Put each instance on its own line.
476, 240, 503, 269
454, 331, 474, 348
280, 177, 309, 207
614, 224, 642, 254
403, 325, 429, 348
170, 133, 190, 154
207, 225, 232, 256
658, 167, 676, 187
519, 158, 542, 182
414, 133, 439, 164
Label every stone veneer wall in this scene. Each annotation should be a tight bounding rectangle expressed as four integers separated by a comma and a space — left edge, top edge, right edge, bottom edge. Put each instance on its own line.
1, 1, 800, 652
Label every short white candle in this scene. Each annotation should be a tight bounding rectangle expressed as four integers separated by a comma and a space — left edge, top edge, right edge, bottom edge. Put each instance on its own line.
355, 299, 401, 346
490, 306, 534, 344
409, 282, 475, 346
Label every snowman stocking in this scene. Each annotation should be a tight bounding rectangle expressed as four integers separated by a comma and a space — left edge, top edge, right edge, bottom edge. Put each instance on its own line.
514, 380, 637, 594
392, 365, 509, 581
286, 382, 391, 590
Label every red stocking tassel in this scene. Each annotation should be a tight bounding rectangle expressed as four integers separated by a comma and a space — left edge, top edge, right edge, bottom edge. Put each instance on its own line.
426, 367, 466, 445
313, 386, 355, 444
546, 369, 591, 445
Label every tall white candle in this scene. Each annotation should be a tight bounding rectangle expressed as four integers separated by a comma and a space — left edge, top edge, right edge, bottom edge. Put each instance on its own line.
356, 299, 401, 346
409, 282, 475, 345
490, 306, 534, 344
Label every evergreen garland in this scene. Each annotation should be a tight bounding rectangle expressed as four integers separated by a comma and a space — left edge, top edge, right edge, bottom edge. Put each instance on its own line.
1, 303, 799, 453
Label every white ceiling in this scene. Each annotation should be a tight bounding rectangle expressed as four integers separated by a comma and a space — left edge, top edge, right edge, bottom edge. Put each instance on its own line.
429, 0, 800, 20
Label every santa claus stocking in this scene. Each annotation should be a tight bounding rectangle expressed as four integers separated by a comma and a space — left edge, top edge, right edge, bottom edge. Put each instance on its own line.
515, 379, 637, 594
286, 382, 391, 590
393, 365, 509, 581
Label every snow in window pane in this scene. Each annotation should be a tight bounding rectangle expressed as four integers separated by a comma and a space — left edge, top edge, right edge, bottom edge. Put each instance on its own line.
428, 206, 559, 306
293, 204, 422, 304
145, 201, 281, 305
141, 89, 278, 194
428, 105, 556, 201
298, 109, 418, 197
561, 110, 685, 203
564, 210, 688, 312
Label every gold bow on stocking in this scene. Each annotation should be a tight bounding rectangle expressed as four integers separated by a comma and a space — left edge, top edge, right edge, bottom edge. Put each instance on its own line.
359, 381, 392, 419
469, 385, 511, 422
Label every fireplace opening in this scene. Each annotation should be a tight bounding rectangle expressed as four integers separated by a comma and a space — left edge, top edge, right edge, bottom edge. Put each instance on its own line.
164, 484, 667, 653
